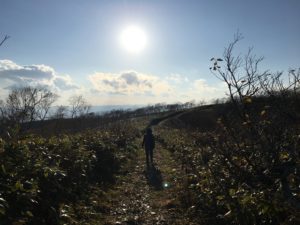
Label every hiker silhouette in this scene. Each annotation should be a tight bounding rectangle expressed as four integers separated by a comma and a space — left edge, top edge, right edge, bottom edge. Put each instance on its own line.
142, 127, 155, 167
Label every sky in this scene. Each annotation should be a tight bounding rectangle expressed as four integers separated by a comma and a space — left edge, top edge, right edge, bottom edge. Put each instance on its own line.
0, 0, 299, 106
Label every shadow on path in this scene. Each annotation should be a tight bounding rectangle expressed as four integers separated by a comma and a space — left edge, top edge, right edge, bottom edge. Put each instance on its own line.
144, 165, 163, 190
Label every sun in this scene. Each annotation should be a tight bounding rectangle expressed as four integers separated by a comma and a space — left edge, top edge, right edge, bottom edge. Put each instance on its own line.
120, 25, 147, 54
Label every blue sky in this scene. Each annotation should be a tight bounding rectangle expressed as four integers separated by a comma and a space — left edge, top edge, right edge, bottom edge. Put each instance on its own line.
0, 0, 299, 105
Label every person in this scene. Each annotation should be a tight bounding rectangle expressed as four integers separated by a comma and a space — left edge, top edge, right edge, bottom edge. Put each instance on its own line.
142, 127, 155, 167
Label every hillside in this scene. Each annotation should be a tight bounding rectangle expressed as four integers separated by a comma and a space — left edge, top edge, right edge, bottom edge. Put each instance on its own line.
159, 104, 219, 131
1, 100, 300, 224
1, 92, 300, 225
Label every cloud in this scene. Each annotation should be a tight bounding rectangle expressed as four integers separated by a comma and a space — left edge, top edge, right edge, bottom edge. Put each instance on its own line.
0, 59, 79, 90
185, 79, 227, 101
193, 79, 219, 93
88, 71, 227, 105
89, 71, 173, 96
53, 75, 79, 90
166, 74, 189, 83
0, 59, 227, 105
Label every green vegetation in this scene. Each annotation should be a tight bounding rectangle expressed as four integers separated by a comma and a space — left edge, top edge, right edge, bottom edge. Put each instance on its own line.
0, 121, 140, 224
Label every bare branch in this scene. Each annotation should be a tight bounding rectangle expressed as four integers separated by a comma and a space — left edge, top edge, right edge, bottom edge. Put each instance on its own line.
0, 35, 10, 47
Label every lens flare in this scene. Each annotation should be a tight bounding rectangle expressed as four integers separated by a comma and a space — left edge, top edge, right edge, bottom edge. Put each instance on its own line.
163, 182, 169, 188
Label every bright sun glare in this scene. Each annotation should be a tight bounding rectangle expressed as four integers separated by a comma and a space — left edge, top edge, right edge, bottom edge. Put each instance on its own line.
120, 25, 147, 54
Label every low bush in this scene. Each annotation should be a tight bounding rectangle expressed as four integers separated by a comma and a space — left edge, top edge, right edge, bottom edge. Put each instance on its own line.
0, 126, 137, 224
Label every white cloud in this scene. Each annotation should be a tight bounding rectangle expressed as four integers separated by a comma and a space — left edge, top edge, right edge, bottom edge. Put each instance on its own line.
0, 59, 79, 91
53, 75, 79, 90
185, 79, 227, 102
87, 71, 227, 105
166, 74, 189, 83
89, 70, 173, 96
0, 59, 228, 105
193, 79, 219, 93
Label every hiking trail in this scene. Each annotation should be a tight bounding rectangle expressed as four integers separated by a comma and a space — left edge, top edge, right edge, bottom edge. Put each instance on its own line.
73, 116, 194, 225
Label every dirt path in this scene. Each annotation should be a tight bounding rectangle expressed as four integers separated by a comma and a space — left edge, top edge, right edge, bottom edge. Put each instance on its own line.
100, 141, 190, 225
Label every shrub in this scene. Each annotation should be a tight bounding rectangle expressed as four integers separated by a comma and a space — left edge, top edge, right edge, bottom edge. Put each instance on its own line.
0, 127, 134, 224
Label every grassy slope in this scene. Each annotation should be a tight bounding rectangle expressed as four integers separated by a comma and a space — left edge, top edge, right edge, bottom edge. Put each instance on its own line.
160, 104, 219, 131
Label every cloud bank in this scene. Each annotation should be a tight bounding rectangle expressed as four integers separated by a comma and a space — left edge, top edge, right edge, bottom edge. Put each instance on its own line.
89, 71, 173, 96
87, 70, 227, 105
0, 59, 78, 90
0, 59, 227, 105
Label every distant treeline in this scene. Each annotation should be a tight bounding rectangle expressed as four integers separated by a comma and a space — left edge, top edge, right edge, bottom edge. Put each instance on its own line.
0, 86, 205, 137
